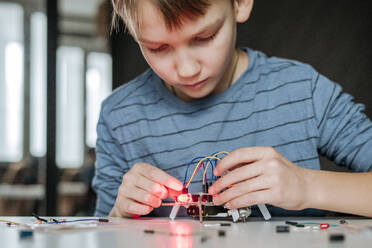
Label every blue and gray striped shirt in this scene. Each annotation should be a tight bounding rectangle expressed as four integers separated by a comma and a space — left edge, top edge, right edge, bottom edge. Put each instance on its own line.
93, 47, 372, 217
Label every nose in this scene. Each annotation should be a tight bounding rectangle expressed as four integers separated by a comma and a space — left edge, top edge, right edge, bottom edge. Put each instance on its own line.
175, 49, 201, 79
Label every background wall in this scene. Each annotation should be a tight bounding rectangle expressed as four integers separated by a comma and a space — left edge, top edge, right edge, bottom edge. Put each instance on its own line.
111, 0, 372, 171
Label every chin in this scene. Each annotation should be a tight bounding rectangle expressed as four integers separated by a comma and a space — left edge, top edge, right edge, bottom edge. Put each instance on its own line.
186, 91, 212, 100
178, 83, 216, 100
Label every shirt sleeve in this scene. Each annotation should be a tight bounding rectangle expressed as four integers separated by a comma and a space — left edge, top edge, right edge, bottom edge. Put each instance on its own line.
92, 105, 129, 216
311, 70, 372, 172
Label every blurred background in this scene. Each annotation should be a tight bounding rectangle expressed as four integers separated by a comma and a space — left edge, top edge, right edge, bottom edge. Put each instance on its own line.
0, 0, 371, 216
0, 0, 111, 216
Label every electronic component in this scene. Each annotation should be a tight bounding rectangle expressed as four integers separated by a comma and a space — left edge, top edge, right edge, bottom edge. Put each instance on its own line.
19, 230, 33, 239
339, 219, 348, 224
200, 236, 208, 243
163, 190, 259, 222
329, 233, 345, 242
163, 152, 271, 222
276, 225, 290, 233
218, 230, 226, 237
203, 223, 231, 227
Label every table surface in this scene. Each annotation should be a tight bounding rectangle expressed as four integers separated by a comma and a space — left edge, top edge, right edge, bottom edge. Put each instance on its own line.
1, 216, 372, 248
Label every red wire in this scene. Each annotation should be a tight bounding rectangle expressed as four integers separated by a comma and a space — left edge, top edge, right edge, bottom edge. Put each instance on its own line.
186, 161, 204, 186
201, 162, 208, 184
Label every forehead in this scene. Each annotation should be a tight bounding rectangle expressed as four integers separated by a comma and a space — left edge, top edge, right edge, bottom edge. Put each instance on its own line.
137, 0, 228, 42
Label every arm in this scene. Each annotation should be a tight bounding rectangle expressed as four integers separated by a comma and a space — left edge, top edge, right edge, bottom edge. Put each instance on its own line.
208, 147, 372, 217
305, 169, 372, 217
208, 70, 372, 217
313, 72, 372, 172
305, 70, 372, 216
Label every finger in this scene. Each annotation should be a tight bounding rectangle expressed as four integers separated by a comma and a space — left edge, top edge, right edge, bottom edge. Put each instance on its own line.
213, 176, 269, 205
214, 147, 273, 176
209, 161, 263, 194
135, 175, 168, 199
225, 190, 272, 209
120, 198, 153, 216
125, 185, 162, 208
137, 163, 183, 191
167, 187, 182, 200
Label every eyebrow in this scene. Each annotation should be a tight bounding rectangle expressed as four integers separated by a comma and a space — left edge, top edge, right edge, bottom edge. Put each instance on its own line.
194, 17, 224, 36
139, 18, 224, 45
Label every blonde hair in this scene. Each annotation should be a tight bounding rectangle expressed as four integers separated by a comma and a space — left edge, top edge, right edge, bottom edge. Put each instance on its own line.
111, 0, 233, 37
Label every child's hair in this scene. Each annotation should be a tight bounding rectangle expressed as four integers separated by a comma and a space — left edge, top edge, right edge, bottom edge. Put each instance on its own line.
111, 0, 233, 36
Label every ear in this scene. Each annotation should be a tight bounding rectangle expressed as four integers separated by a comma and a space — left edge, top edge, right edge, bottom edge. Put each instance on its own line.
234, 0, 254, 23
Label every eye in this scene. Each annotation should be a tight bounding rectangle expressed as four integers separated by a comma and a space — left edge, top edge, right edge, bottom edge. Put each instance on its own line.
194, 32, 217, 43
148, 44, 169, 53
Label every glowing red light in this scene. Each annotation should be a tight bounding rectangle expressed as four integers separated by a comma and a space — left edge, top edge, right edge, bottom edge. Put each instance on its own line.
177, 193, 192, 203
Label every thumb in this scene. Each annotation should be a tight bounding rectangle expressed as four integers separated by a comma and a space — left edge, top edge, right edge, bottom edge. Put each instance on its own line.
167, 188, 182, 200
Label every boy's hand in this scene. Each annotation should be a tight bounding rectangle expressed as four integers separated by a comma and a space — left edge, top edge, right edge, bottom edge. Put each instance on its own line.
208, 147, 310, 211
111, 162, 183, 218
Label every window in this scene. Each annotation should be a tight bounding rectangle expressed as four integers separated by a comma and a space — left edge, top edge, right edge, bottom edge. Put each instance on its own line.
0, 2, 113, 166
86, 52, 112, 148
56, 46, 85, 168
0, 3, 24, 162
30, 12, 47, 157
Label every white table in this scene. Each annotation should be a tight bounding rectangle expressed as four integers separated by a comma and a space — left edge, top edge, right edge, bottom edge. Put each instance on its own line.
0, 217, 371, 248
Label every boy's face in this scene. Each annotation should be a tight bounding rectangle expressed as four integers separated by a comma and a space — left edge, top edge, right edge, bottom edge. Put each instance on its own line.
136, 0, 240, 102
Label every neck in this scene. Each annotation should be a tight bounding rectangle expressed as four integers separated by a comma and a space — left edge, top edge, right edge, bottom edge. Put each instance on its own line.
226, 48, 240, 90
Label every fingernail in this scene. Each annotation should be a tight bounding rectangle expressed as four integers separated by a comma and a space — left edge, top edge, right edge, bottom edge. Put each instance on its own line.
225, 203, 231, 209
213, 169, 218, 176
208, 187, 214, 194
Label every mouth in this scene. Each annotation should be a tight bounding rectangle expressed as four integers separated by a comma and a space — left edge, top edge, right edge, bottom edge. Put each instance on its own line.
183, 78, 208, 89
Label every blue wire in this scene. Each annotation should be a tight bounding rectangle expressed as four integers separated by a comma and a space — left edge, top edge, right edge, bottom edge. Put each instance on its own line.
211, 152, 219, 181
210, 162, 214, 182
208, 151, 221, 183
214, 159, 218, 181
203, 157, 215, 184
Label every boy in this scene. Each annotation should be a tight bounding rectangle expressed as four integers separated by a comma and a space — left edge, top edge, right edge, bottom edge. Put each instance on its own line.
92, 0, 372, 218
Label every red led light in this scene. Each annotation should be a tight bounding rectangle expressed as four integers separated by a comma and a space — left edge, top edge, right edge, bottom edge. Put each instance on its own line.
177, 193, 192, 203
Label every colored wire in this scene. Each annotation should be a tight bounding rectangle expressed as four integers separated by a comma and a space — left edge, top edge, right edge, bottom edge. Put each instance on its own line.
32, 212, 48, 223
1, 218, 109, 227
202, 157, 221, 185
183, 156, 204, 185
296, 222, 338, 228
211, 151, 229, 157
201, 158, 213, 185
183, 157, 209, 186
202, 151, 229, 184
31, 213, 109, 224
187, 161, 204, 187
186, 156, 216, 188
186, 156, 213, 188
49, 218, 108, 224
0, 219, 23, 225
213, 159, 218, 180
186, 152, 229, 188
183, 151, 230, 188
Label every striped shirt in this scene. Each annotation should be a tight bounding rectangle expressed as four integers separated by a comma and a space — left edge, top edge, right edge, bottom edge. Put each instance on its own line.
92, 47, 372, 217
